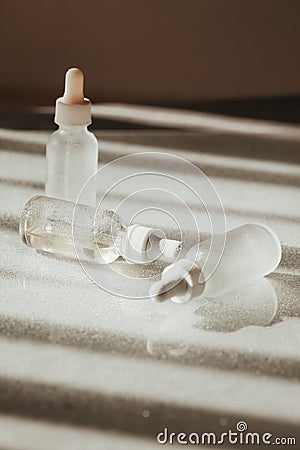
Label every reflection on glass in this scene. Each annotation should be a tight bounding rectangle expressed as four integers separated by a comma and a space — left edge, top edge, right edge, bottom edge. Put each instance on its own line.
195, 277, 278, 332
147, 277, 278, 357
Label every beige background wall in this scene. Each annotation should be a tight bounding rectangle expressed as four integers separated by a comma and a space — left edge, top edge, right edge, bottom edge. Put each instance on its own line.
1, 0, 300, 106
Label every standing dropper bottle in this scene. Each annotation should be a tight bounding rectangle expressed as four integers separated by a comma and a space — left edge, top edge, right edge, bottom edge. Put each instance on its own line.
45, 68, 98, 206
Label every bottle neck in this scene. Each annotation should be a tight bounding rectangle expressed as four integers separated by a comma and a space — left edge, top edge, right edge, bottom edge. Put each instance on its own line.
57, 124, 88, 132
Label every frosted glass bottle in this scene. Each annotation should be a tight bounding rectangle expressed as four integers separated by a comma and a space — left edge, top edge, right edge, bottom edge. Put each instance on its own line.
149, 223, 282, 303
45, 68, 98, 206
45, 125, 98, 206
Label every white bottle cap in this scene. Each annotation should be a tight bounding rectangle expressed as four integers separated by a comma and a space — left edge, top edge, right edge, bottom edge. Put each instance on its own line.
159, 238, 182, 262
55, 68, 92, 126
149, 259, 204, 303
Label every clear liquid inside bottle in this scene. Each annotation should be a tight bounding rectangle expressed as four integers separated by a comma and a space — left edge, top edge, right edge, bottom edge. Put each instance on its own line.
45, 125, 98, 206
20, 196, 122, 264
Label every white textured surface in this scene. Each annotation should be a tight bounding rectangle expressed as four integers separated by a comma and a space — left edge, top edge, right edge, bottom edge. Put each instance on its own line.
0, 414, 174, 450
0, 113, 300, 448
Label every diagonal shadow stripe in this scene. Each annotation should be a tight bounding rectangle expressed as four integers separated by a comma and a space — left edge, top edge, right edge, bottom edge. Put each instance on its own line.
0, 377, 299, 445
0, 314, 299, 383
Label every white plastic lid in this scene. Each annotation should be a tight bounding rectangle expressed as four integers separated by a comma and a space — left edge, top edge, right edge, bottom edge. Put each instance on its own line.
55, 68, 91, 126
149, 259, 204, 303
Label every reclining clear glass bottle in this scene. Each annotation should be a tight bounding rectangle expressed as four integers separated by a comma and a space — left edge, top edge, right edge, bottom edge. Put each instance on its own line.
20, 195, 181, 265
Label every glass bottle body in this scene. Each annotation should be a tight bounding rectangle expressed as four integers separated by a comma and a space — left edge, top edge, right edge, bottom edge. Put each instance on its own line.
196, 223, 282, 297
20, 196, 122, 264
45, 125, 98, 206
19, 196, 180, 266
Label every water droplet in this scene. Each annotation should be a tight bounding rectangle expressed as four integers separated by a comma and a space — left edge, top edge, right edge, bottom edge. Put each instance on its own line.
220, 418, 228, 426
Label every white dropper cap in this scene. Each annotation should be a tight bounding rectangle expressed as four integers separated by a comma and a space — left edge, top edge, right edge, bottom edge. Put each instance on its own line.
149, 259, 204, 303
55, 68, 92, 126
119, 224, 182, 265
